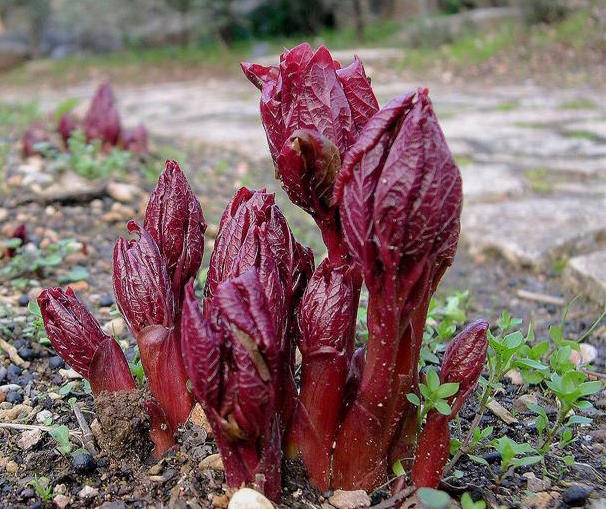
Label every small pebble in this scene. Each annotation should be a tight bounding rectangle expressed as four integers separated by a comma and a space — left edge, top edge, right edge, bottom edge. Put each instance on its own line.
227, 488, 273, 509
72, 452, 96, 473
17, 347, 36, 361
53, 494, 70, 509
563, 485, 593, 507
6, 460, 18, 473
99, 294, 114, 307
78, 485, 99, 499
36, 409, 52, 423
0, 366, 7, 382
5, 391, 23, 404
20, 488, 35, 499
49, 356, 65, 370
7, 365, 22, 381
18, 294, 29, 307
13, 339, 26, 349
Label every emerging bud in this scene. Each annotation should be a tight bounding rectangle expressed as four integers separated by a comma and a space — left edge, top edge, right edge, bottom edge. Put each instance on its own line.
83, 82, 121, 146
57, 113, 78, 147
440, 320, 489, 416
22, 122, 49, 157
37, 287, 135, 395
121, 124, 149, 154
113, 221, 174, 334
144, 160, 206, 306
181, 270, 282, 501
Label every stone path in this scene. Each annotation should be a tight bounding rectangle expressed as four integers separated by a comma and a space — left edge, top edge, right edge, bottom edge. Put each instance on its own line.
4, 51, 606, 303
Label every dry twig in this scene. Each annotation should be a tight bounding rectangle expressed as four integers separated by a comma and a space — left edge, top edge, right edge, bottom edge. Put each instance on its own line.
73, 402, 97, 456
0, 338, 28, 367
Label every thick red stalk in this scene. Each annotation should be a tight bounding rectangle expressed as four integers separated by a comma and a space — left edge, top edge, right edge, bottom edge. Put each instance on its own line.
411, 412, 450, 488
136, 324, 194, 431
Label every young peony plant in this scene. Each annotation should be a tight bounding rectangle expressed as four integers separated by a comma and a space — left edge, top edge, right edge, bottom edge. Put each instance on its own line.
39, 44, 487, 502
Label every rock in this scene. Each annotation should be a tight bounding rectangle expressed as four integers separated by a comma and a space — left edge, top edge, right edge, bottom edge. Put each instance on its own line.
99, 294, 114, 307
7, 364, 22, 381
570, 343, 598, 367
523, 472, 551, 492
199, 453, 223, 470
0, 208, 7, 221
59, 368, 82, 380
461, 164, 525, 202
190, 403, 213, 435
49, 356, 65, 370
5, 391, 24, 404
98, 503, 125, 509
78, 485, 98, 499
148, 461, 165, 476
213, 494, 229, 508
17, 347, 36, 361
30, 172, 106, 205
72, 452, 96, 473
0, 366, 6, 382
486, 399, 517, 424
481, 451, 502, 464
36, 409, 53, 423
54, 484, 67, 495
520, 491, 561, 509
565, 251, 606, 305
18, 294, 29, 307
563, 485, 593, 507
462, 197, 606, 269
102, 203, 135, 223
53, 494, 70, 509
107, 181, 141, 203
328, 490, 371, 509
6, 460, 19, 473
67, 281, 89, 293
514, 393, 538, 413
227, 488, 273, 509
18, 428, 43, 450
102, 317, 126, 336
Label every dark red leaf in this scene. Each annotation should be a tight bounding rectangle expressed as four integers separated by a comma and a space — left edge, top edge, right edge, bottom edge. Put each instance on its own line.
144, 160, 206, 306
37, 287, 135, 395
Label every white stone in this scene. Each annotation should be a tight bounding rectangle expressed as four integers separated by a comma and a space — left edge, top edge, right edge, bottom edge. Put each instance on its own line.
53, 494, 70, 509
328, 490, 371, 509
227, 488, 274, 509
460, 164, 525, 202
462, 197, 606, 269
78, 485, 98, 499
106, 181, 141, 203
565, 251, 606, 305
18, 428, 42, 450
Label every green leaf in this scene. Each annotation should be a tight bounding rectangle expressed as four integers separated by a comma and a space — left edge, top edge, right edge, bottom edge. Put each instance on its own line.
392, 459, 405, 477
406, 393, 421, 406
434, 399, 452, 416
417, 488, 450, 509
419, 383, 431, 400
461, 493, 485, 509
435, 382, 459, 399
426, 368, 440, 392
468, 454, 489, 466
512, 455, 543, 468
48, 425, 72, 456
5, 238, 23, 249
57, 266, 89, 284
567, 415, 592, 426
578, 381, 602, 397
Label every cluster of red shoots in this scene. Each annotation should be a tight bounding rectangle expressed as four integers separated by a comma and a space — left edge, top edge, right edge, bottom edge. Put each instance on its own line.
39, 44, 487, 501
22, 82, 148, 157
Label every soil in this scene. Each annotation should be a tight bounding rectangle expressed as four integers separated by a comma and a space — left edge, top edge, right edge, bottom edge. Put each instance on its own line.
1, 114, 605, 507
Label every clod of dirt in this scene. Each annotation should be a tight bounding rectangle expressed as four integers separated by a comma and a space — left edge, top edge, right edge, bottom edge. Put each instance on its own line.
94, 389, 152, 459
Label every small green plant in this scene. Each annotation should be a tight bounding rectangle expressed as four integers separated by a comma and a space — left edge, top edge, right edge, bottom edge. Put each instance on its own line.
417, 488, 451, 509
28, 475, 53, 502
24, 300, 50, 346
489, 436, 542, 486
1, 237, 81, 288
64, 130, 131, 180
407, 367, 460, 423
48, 425, 72, 456
422, 290, 469, 365
461, 492, 486, 509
